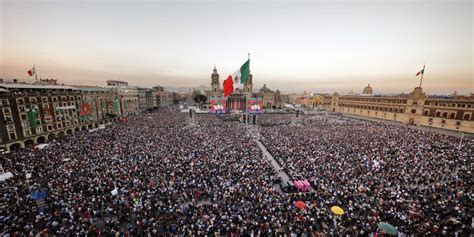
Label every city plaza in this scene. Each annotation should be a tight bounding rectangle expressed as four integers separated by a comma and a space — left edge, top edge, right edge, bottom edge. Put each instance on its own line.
0, 71, 472, 236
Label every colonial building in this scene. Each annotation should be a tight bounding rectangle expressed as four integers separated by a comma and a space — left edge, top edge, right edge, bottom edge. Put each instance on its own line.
259, 84, 274, 108
74, 86, 119, 122
106, 80, 140, 116
137, 87, 155, 112
0, 83, 117, 151
152, 85, 173, 108
321, 86, 474, 133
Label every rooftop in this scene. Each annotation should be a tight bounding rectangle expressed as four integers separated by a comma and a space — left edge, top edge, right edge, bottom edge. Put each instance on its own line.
0, 83, 79, 90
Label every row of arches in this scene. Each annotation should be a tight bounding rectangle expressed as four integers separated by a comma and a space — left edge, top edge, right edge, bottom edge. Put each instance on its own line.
6, 119, 115, 151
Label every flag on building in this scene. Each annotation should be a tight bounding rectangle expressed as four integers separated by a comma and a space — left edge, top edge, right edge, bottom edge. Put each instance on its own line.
223, 59, 250, 97
27, 66, 36, 76
415, 66, 425, 76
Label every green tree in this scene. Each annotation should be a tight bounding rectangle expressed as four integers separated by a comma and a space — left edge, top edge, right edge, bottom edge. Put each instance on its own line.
192, 93, 208, 109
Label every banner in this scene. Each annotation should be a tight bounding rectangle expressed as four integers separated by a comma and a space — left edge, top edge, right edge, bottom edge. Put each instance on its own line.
247, 97, 263, 113
27, 108, 40, 128
210, 96, 226, 114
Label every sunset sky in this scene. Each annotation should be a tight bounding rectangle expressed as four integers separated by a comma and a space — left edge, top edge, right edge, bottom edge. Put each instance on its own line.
1, 0, 472, 94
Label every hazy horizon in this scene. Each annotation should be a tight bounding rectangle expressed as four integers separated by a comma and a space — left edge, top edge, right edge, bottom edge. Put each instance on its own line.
1, 0, 472, 95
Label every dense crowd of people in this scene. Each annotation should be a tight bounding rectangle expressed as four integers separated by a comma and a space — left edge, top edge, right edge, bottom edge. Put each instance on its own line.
1, 110, 472, 236
261, 114, 473, 236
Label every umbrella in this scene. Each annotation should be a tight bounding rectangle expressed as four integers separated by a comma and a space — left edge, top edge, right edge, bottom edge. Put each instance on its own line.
378, 222, 398, 235
331, 206, 344, 215
294, 201, 306, 209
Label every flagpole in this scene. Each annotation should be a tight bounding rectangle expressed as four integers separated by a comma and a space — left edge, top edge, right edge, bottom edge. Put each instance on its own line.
246, 53, 250, 127
34, 65, 38, 82
419, 65, 425, 87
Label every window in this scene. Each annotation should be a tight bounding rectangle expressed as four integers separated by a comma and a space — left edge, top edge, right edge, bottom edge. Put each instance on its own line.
30, 97, 37, 103
21, 121, 29, 128
1, 99, 8, 105
464, 114, 471, 120
411, 109, 416, 114
47, 125, 53, 131
9, 132, 16, 140
3, 108, 11, 114
24, 129, 31, 136
456, 121, 461, 126
4, 115, 12, 123
441, 119, 446, 124
17, 98, 24, 105
423, 110, 429, 116
42, 97, 48, 103
449, 112, 456, 119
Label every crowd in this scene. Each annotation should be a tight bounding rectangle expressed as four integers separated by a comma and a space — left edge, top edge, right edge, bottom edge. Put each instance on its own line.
0, 110, 472, 236
261, 114, 473, 236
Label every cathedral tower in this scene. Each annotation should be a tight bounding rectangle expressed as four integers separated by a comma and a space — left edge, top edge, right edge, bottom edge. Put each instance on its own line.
211, 66, 221, 97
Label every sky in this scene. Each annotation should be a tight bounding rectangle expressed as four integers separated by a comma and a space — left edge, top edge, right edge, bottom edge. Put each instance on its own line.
1, 0, 472, 94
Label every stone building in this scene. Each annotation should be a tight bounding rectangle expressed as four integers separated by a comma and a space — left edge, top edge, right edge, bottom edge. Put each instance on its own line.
152, 85, 172, 108
274, 89, 282, 108
259, 84, 275, 108
0, 83, 117, 151
106, 80, 140, 116
321, 86, 474, 133
75, 87, 118, 123
137, 87, 155, 112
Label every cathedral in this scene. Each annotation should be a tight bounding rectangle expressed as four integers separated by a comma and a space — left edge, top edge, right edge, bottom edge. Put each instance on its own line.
210, 66, 253, 111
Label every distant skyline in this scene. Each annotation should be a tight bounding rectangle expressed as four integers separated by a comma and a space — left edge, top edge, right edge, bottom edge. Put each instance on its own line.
1, 0, 472, 95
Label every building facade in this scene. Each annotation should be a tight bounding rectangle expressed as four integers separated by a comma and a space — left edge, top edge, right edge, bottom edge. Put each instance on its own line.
0, 84, 117, 151
259, 84, 275, 108
321, 86, 474, 133
107, 81, 140, 116
151, 85, 173, 108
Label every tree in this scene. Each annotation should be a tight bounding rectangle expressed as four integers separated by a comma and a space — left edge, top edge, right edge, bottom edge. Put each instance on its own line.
192, 93, 208, 109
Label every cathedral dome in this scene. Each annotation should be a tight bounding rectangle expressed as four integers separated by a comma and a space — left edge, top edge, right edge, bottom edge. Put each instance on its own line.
362, 84, 373, 95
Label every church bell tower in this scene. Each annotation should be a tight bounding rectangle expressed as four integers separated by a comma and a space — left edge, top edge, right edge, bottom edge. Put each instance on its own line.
211, 66, 220, 97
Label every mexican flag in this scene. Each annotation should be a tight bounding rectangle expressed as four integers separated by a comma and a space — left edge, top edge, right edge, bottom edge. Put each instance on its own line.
27, 66, 36, 76
415, 65, 425, 76
223, 59, 250, 96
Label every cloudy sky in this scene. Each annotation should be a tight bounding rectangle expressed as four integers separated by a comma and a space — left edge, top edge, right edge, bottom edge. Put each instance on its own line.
1, 0, 472, 94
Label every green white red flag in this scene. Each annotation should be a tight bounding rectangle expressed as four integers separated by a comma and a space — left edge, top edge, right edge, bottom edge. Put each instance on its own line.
223, 59, 250, 97
27, 66, 36, 76
415, 66, 425, 77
